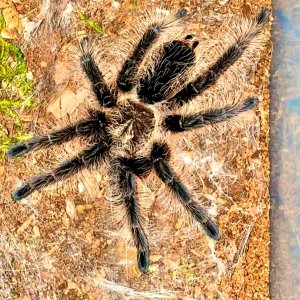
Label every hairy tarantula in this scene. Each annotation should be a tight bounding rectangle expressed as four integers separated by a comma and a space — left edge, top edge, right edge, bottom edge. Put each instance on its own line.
7, 8, 270, 273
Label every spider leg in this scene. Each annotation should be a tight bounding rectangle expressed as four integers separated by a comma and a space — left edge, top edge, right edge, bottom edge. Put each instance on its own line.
169, 8, 270, 107
117, 9, 188, 92
115, 157, 152, 273
164, 97, 258, 132
7, 111, 108, 158
117, 24, 162, 92
115, 147, 218, 271
150, 142, 220, 240
80, 37, 117, 107
11, 134, 111, 201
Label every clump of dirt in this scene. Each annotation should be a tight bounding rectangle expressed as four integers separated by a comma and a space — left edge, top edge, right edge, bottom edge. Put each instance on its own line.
0, 0, 271, 299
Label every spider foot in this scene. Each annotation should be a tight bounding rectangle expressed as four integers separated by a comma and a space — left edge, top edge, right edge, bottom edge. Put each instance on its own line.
7, 143, 29, 158
256, 8, 271, 25
176, 8, 188, 19
11, 173, 49, 201
138, 249, 150, 274
11, 184, 31, 201
194, 212, 220, 241
242, 97, 259, 111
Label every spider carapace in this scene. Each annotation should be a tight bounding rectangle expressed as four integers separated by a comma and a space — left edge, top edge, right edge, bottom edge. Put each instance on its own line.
7, 8, 270, 273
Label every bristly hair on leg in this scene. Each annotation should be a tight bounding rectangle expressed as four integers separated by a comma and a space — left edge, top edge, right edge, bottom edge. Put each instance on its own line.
138, 40, 196, 104
168, 8, 270, 107
113, 162, 150, 273
117, 8, 189, 93
255, 8, 271, 25
164, 97, 259, 132
79, 37, 117, 107
117, 23, 163, 92
7, 110, 108, 157
150, 142, 220, 240
11, 134, 112, 201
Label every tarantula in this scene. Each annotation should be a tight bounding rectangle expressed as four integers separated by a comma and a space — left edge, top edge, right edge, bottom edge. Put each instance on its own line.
7, 8, 270, 273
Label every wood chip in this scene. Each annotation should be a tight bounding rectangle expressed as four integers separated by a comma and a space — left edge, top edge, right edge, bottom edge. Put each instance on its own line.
17, 214, 35, 235
65, 199, 77, 221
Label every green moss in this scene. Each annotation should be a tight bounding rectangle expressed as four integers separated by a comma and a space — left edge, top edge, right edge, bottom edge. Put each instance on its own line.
23, 237, 40, 246
78, 11, 105, 34
0, 11, 34, 156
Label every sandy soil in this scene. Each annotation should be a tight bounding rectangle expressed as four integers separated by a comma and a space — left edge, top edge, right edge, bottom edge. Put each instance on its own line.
0, 0, 272, 299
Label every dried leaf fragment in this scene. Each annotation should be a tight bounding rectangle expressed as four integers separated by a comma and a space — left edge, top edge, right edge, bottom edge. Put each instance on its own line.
1, 0, 22, 39
65, 199, 77, 221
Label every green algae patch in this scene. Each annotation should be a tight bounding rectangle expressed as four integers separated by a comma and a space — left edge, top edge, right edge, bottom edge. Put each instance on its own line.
78, 11, 105, 34
0, 11, 34, 157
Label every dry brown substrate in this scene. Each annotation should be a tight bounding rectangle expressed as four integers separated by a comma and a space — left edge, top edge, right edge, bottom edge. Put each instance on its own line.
0, 0, 271, 299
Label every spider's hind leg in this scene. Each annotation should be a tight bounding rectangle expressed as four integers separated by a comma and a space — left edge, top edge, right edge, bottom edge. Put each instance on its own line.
150, 142, 220, 240
7, 111, 108, 157
11, 133, 111, 200
113, 157, 152, 273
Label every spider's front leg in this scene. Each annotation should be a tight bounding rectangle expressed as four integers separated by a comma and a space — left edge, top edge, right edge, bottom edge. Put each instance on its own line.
116, 24, 162, 92
80, 38, 117, 107
150, 142, 220, 240
168, 8, 270, 107
117, 8, 188, 93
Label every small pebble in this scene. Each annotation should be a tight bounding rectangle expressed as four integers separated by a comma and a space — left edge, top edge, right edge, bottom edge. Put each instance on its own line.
78, 182, 85, 193
40, 61, 47, 68
26, 71, 33, 80
65, 199, 77, 220
33, 225, 40, 237
112, 1, 120, 9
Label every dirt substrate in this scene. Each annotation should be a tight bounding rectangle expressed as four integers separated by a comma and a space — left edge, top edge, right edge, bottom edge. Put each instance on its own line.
0, 0, 272, 299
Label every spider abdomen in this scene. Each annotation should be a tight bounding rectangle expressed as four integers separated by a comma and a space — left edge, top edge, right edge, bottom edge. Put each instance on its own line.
138, 40, 196, 104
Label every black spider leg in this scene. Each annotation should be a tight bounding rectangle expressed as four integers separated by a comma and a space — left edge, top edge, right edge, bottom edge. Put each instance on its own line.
115, 157, 152, 273
80, 37, 117, 107
150, 142, 220, 240
138, 39, 197, 104
11, 133, 112, 201
164, 97, 258, 132
117, 23, 162, 92
7, 111, 107, 157
116, 146, 219, 272
169, 8, 270, 107
117, 9, 188, 92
